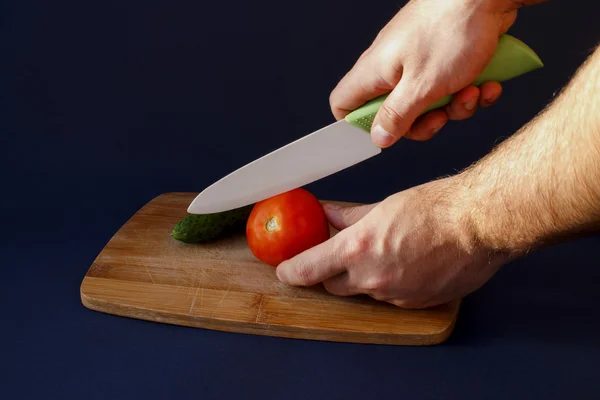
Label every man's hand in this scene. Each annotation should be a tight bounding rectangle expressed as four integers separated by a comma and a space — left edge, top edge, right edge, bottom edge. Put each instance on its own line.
276, 178, 509, 309
278, 38, 600, 310
330, 0, 529, 147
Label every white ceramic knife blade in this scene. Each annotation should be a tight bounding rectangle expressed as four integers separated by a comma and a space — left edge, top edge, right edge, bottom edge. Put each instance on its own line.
187, 120, 380, 214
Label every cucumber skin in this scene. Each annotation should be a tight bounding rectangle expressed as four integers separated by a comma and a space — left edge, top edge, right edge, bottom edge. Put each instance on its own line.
171, 204, 255, 243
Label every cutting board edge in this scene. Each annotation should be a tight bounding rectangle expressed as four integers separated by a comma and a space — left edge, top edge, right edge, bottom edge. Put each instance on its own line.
80, 275, 460, 346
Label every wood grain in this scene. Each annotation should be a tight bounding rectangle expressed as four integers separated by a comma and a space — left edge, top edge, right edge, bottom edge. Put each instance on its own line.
80, 192, 461, 345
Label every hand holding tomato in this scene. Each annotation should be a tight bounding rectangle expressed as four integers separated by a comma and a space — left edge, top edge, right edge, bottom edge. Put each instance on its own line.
274, 178, 510, 309
246, 188, 331, 267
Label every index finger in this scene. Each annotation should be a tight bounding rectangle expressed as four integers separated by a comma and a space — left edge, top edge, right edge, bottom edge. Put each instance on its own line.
329, 54, 396, 120
275, 234, 347, 287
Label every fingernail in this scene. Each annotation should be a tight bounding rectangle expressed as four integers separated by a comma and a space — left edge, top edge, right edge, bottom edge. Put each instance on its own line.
483, 95, 499, 106
430, 121, 445, 136
464, 99, 477, 110
275, 265, 285, 282
323, 203, 341, 210
372, 125, 393, 147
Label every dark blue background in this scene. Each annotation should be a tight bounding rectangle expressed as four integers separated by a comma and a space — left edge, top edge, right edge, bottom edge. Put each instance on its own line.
3, 0, 600, 398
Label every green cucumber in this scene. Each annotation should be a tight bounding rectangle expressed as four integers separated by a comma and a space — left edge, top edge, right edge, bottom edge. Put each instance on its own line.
171, 203, 255, 243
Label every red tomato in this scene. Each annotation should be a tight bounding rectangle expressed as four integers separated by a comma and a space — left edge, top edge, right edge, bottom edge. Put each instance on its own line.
246, 188, 330, 267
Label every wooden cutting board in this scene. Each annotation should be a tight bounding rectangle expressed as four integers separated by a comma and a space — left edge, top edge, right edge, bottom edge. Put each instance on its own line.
80, 192, 461, 345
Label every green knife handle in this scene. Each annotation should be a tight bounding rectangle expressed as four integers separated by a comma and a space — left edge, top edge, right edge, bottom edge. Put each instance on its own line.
344, 34, 544, 132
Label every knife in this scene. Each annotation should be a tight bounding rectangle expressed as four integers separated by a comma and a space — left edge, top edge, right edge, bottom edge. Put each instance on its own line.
188, 34, 543, 214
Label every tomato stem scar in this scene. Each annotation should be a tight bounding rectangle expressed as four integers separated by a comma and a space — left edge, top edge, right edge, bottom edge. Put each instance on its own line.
265, 216, 279, 232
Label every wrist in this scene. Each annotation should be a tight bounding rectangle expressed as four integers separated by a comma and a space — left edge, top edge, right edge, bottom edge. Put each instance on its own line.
449, 170, 536, 259
426, 176, 501, 258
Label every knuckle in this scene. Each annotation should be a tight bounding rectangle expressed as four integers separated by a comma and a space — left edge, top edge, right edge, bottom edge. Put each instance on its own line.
377, 43, 403, 73
374, 235, 392, 259
344, 231, 371, 260
328, 92, 335, 109
375, 62, 402, 89
328, 90, 340, 110
357, 47, 373, 62
361, 274, 390, 293
371, 71, 393, 93
329, 93, 343, 118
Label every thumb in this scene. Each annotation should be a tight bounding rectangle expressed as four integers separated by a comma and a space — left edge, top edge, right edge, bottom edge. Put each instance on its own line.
371, 76, 441, 147
322, 202, 378, 231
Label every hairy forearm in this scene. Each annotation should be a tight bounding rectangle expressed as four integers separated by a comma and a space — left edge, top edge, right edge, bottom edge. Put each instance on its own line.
458, 43, 600, 255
